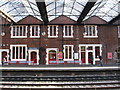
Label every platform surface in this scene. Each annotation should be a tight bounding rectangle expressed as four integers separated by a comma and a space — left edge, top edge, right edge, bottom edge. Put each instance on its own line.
0, 64, 119, 71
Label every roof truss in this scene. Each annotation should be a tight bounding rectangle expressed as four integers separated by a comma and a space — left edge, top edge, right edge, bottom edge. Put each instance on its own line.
77, 0, 97, 23
36, 0, 49, 24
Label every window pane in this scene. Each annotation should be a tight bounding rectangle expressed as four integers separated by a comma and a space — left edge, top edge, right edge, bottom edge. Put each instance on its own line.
20, 47, 22, 59
69, 46, 72, 59
54, 26, 56, 36
20, 26, 22, 36
13, 27, 16, 36
16, 47, 18, 59
88, 46, 93, 50
50, 26, 52, 36
12, 47, 15, 59
89, 26, 92, 36
86, 26, 89, 36
93, 26, 95, 36
81, 46, 85, 51
69, 26, 71, 36
36, 26, 39, 36
32, 26, 34, 36
23, 26, 26, 36
65, 46, 68, 59
65, 26, 67, 36
16, 26, 19, 36
23, 47, 25, 59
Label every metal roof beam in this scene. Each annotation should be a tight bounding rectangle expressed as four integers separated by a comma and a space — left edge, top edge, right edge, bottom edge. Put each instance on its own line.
77, 0, 97, 23
36, 0, 49, 24
108, 14, 120, 24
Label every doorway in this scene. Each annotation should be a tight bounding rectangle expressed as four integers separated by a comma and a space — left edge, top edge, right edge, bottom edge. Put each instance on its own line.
46, 48, 58, 65
79, 44, 102, 65
0, 49, 9, 65
28, 49, 39, 65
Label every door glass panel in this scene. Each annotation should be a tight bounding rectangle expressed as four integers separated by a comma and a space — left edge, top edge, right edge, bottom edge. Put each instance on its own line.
88, 52, 93, 64
95, 46, 100, 58
81, 46, 85, 51
81, 52, 85, 63
49, 50, 56, 60
88, 46, 93, 50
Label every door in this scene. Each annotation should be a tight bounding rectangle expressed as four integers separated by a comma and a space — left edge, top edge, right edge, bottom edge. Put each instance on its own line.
48, 50, 57, 64
0, 49, 9, 65
79, 44, 102, 65
88, 52, 93, 64
31, 52, 37, 63
46, 48, 58, 65
28, 49, 39, 65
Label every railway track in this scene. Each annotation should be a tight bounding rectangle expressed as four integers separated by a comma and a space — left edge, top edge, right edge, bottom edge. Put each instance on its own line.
1, 75, 120, 89
1, 67, 120, 89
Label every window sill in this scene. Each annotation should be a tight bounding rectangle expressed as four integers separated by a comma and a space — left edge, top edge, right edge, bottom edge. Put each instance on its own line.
84, 36, 98, 38
30, 36, 40, 38
48, 36, 58, 38
11, 36, 27, 38
63, 36, 73, 38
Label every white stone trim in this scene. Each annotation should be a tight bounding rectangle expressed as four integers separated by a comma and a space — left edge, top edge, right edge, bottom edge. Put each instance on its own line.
0, 49, 9, 65
46, 48, 58, 65
118, 26, 120, 38
30, 25, 40, 38
63, 25, 73, 38
28, 49, 39, 65
48, 25, 58, 38
63, 45, 74, 61
10, 45, 27, 61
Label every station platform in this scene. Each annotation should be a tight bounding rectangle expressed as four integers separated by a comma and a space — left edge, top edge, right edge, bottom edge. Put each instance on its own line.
0, 64, 119, 71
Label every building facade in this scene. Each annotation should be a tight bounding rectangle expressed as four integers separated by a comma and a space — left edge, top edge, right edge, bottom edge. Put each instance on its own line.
0, 15, 119, 65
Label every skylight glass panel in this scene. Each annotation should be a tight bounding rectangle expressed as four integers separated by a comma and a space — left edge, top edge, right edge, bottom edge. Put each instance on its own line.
0, 0, 9, 6
46, 0, 88, 21
74, 2, 84, 12
85, 0, 120, 22
69, 16, 78, 21
0, 0, 120, 23
0, 0, 42, 22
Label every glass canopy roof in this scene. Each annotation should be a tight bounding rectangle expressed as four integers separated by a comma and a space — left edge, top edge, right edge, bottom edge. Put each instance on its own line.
0, 0, 120, 22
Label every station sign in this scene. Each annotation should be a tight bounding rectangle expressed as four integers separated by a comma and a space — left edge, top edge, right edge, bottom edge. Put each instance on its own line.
107, 52, 112, 59
58, 52, 63, 59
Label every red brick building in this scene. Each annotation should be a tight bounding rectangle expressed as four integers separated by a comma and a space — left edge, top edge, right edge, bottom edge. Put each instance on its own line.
0, 14, 119, 65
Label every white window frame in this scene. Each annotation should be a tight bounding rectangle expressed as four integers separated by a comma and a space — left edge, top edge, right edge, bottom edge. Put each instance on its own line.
63, 45, 74, 61
118, 26, 120, 38
63, 25, 73, 38
11, 25, 28, 38
30, 25, 40, 38
84, 25, 98, 38
10, 45, 27, 61
48, 25, 58, 38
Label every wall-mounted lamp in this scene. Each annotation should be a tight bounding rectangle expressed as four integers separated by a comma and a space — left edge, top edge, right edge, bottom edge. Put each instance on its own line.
1, 32, 5, 36
42, 32, 46, 36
